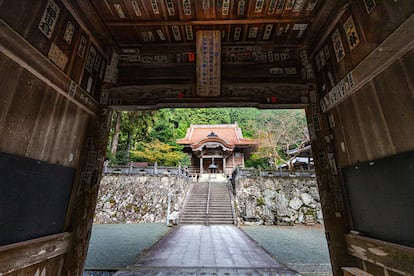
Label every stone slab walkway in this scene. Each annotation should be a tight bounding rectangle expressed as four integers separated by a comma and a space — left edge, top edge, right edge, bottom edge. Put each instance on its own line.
114, 225, 299, 275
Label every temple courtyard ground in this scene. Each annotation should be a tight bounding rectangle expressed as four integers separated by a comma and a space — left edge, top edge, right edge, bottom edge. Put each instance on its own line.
84, 223, 332, 276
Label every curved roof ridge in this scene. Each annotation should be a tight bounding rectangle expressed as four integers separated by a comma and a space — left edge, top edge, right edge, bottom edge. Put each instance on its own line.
191, 137, 235, 150
177, 123, 256, 146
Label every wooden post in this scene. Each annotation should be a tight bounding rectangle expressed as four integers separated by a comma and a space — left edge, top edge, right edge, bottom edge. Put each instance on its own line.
305, 84, 356, 275
62, 107, 112, 275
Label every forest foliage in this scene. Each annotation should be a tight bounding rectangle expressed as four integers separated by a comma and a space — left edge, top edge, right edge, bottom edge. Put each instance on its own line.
107, 108, 308, 169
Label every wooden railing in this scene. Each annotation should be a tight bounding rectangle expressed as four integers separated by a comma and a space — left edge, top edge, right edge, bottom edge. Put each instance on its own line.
103, 162, 188, 176
232, 167, 316, 178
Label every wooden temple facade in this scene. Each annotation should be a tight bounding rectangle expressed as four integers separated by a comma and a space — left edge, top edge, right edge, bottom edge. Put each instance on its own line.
177, 124, 256, 175
0, 1, 413, 275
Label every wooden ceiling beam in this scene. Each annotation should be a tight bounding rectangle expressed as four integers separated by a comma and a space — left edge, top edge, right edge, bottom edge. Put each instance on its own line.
106, 17, 314, 27
65, 0, 116, 51
117, 41, 307, 49
305, 0, 345, 53
108, 82, 309, 110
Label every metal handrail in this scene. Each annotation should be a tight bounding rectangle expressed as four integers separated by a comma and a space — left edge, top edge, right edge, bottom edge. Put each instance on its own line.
206, 178, 211, 226
226, 180, 238, 226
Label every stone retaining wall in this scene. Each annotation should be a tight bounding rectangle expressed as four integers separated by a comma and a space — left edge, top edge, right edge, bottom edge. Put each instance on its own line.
94, 174, 321, 225
234, 177, 323, 225
94, 175, 190, 224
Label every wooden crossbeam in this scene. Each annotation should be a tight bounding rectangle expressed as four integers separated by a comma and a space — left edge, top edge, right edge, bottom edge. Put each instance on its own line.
106, 17, 314, 27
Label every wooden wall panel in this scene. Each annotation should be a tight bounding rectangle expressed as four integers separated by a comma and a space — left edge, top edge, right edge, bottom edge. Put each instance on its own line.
24, 89, 59, 160
351, 83, 395, 162
336, 99, 367, 165
0, 0, 109, 100
0, 59, 23, 129
0, 68, 46, 157
373, 61, 414, 155
327, 108, 349, 167
312, 2, 414, 93
0, 1, 43, 37
0, 53, 90, 168
329, 57, 414, 166
400, 49, 414, 99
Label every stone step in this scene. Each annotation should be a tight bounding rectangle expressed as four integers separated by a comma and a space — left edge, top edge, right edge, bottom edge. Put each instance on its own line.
180, 221, 206, 225
183, 208, 207, 211
207, 215, 233, 219
208, 220, 234, 224
181, 216, 207, 220
181, 212, 206, 215
117, 266, 299, 275
180, 181, 234, 226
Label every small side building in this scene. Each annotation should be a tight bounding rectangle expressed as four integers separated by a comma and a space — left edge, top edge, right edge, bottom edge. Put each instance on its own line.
177, 124, 257, 176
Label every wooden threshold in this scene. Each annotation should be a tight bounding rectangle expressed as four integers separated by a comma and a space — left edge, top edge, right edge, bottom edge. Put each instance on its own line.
346, 233, 414, 274
0, 232, 72, 275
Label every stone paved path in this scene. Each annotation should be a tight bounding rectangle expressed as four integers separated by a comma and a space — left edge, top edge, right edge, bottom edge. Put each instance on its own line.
114, 225, 300, 275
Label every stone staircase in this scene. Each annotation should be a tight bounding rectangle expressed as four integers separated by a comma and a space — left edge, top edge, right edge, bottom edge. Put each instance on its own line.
180, 182, 234, 225
198, 173, 227, 183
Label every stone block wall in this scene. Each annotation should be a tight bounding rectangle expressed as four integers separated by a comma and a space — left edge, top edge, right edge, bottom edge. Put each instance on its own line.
234, 177, 323, 225
94, 175, 190, 223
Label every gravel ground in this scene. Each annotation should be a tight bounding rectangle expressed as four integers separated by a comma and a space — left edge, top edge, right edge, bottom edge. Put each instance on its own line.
85, 223, 169, 270
241, 224, 332, 275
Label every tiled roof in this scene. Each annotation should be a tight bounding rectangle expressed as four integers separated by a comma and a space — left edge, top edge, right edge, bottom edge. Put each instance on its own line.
176, 123, 257, 148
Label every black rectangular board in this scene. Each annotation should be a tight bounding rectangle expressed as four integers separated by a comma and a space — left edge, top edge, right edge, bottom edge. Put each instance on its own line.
343, 150, 414, 247
0, 151, 75, 246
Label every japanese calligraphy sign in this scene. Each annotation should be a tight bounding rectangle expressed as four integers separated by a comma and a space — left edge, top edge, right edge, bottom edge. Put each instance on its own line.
64, 21, 75, 44
255, 0, 264, 13
131, 1, 142, 16
268, 0, 277, 14
77, 35, 87, 58
343, 16, 360, 50
150, 0, 160, 14
183, 0, 192, 15
196, 31, 221, 97
39, 0, 60, 39
237, 0, 246, 15
166, 0, 175, 16
363, 0, 376, 14
331, 29, 345, 63
222, 0, 230, 15
85, 46, 96, 73
48, 43, 68, 70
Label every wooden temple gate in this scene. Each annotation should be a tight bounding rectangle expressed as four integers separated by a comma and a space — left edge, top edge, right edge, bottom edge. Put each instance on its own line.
0, 1, 413, 275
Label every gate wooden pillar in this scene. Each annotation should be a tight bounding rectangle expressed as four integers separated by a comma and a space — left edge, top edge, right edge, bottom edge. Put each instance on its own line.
62, 107, 112, 275
305, 84, 356, 275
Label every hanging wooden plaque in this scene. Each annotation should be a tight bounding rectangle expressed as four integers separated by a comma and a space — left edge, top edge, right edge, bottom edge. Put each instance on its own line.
196, 31, 221, 97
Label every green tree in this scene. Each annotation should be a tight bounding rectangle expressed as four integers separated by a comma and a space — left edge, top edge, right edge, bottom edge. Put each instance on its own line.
106, 108, 309, 169
131, 139, 188, 166
252, 110, 309, 169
